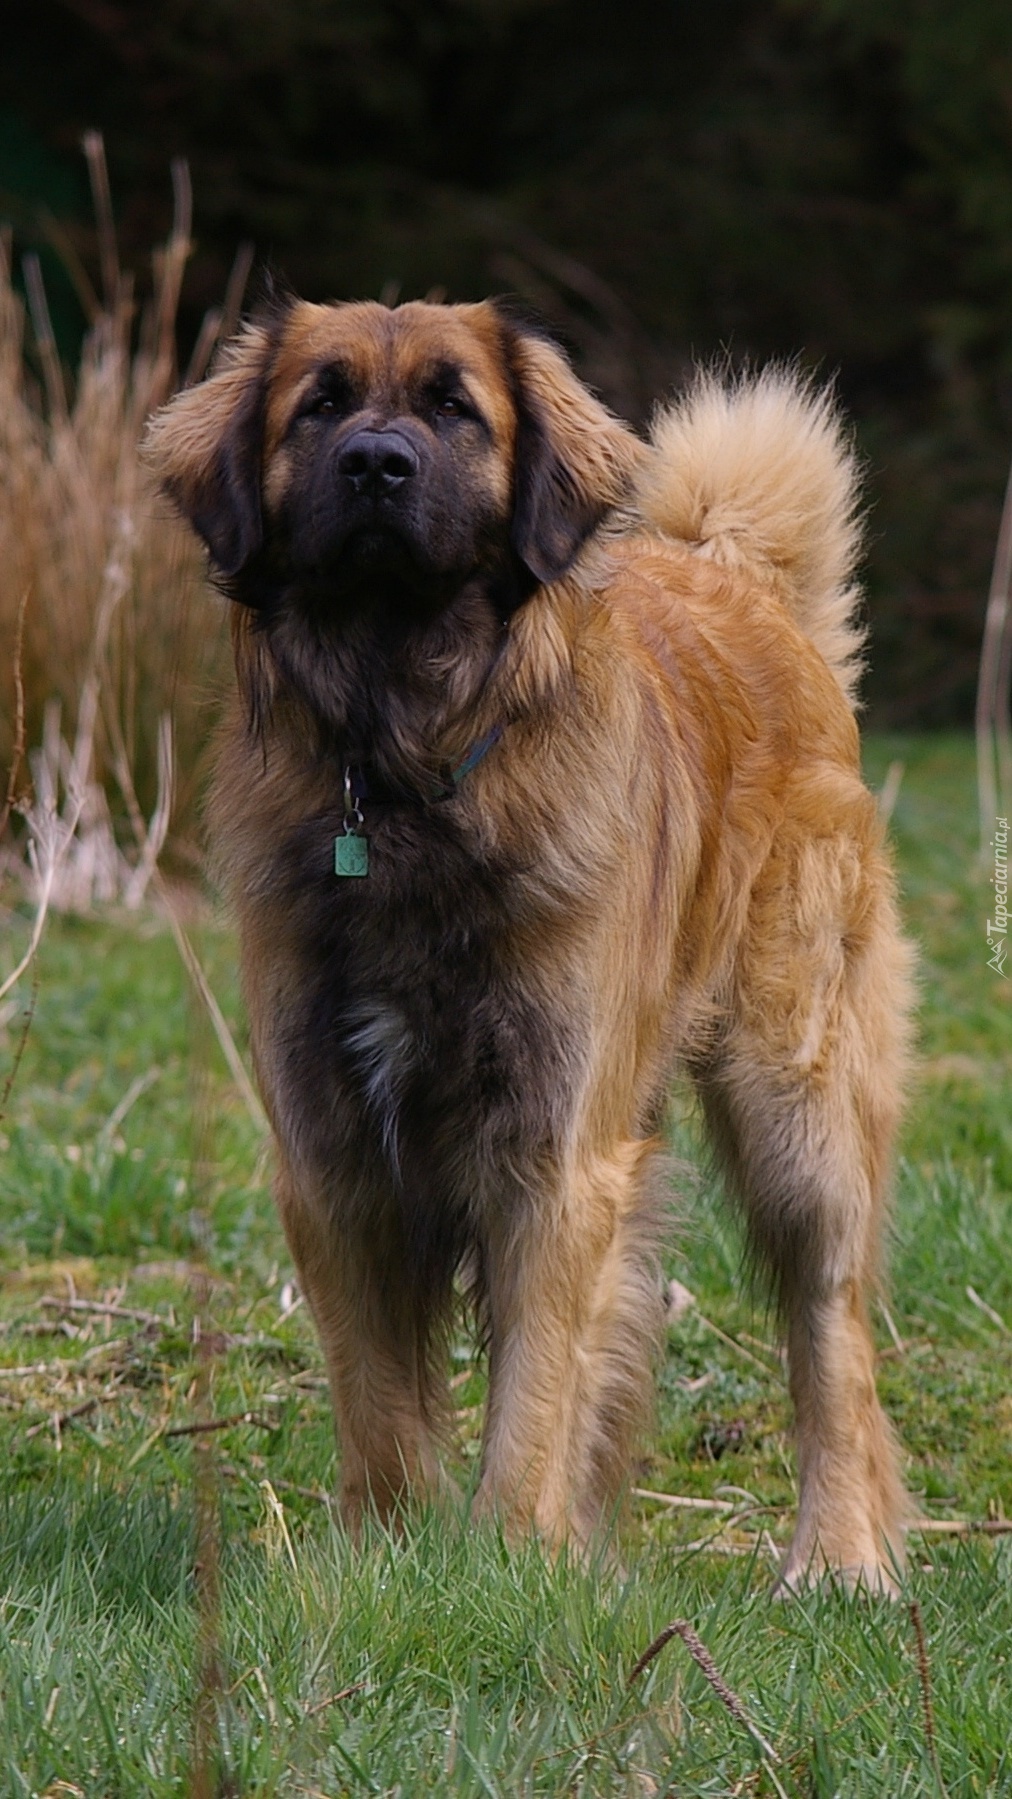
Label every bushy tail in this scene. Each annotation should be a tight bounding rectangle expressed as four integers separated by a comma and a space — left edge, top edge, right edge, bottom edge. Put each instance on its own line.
634, 366, 865, 706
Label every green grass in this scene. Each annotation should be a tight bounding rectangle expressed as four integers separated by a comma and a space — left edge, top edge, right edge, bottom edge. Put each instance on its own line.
1, 734, 1009, 1796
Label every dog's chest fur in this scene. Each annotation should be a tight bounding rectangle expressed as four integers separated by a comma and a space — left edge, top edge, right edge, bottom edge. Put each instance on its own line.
240, 778, 587, 1224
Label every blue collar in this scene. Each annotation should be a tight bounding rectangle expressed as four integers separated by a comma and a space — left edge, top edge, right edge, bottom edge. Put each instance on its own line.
344, 724, 504, 811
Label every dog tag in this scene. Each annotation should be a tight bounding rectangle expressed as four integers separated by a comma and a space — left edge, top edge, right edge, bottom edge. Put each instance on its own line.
335, 833, 369, 877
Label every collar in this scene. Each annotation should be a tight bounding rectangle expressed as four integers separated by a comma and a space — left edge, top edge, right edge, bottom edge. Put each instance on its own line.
343, 724, 504, 811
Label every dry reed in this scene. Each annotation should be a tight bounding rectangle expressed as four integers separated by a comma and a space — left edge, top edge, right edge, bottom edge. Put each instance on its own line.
0, 139, 235, 881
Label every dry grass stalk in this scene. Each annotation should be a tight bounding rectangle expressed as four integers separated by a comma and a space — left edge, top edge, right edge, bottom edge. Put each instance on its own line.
628, 1617, 780, 1765
964, 1284, 1008, 1332
1, 138, 265, 1129
976, 452, 1012, 853
2, 590, 29, 839
189, 1274, 230, 1799
909, 1600, 947, 1795
102, 671, 266, 1130
877, 759, 905, 828
0, 528, 173, 1007
0, 966, 38, 1124
82, 129, 120, 314
167, 879, 266, 1130
186, 992, 234, 1796
0, 137, 235, 863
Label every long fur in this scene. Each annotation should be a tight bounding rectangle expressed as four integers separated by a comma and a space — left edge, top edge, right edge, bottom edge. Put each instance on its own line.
636, 366, 866, 705
147, 300, 913, 1593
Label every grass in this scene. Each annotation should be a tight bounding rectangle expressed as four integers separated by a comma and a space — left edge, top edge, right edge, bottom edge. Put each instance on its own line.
0, 733, 1009, 1795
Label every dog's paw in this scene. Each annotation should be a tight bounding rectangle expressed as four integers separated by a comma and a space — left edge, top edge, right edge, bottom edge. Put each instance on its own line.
773, 1544, 903, 1600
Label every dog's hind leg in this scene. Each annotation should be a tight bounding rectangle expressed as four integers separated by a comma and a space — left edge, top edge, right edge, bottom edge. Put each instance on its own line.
697, 825, 914, 1593
276, 1161, 448, 1533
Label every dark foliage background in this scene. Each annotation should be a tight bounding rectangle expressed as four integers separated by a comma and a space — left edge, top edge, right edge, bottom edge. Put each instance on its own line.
3, 0, 1011, 722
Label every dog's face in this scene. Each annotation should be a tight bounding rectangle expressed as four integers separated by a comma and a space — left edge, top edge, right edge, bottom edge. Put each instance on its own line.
148, 297, 639, 623
263, 302, 514, 604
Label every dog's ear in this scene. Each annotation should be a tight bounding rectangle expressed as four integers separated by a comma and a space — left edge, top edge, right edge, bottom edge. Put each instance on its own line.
496, 312, 642, 586
144, 322, 275, 581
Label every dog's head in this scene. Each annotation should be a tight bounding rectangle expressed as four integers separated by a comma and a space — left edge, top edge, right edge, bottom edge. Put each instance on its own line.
146, 296, 640, 621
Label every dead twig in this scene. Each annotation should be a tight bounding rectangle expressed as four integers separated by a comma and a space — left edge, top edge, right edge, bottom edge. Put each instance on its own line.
2, 1338, 130, 1382
628, 1618, 780, 1764
633, 1488, 735, 1514
39, 1296, 165, 1327
634, 1490, 788, 1542
164, 1410, 278, 1440
910, 1517, 1012, 1536
306, 1682, 367, 1716
267, 1476, 336, 1509
696, 1312, 781, 1376
24, 1395, 100, 1440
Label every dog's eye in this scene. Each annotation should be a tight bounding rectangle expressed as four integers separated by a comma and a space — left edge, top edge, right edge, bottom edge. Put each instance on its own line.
301, 375, 354, 421
435, 396, 465, 420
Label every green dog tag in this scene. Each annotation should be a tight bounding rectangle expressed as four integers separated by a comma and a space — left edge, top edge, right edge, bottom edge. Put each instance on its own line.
335, 833, 369, 877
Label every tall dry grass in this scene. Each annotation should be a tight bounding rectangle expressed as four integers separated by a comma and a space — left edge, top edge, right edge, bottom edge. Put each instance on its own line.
0, 142, 246, 883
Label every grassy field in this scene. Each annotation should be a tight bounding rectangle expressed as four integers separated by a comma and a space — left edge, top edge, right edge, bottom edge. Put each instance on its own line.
0, 734, 1009, 1796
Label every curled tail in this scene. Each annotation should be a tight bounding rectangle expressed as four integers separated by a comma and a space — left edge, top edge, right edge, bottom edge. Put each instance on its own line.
634, 366, 865, 706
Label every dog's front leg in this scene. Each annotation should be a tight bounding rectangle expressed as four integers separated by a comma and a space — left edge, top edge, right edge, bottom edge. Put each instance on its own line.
474, 1187, 595, 1547
276, 1161, 446, 1533
474, 1143, 659, 1549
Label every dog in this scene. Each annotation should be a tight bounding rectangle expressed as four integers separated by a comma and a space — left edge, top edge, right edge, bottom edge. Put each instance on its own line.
147, 295, 913, 1591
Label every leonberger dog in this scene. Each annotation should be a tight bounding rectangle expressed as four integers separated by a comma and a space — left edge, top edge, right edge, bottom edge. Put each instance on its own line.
148, 294, 913, 1591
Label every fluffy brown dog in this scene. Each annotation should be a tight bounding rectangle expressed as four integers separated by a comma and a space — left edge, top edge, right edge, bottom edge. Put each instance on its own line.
148, 296, 913, 1591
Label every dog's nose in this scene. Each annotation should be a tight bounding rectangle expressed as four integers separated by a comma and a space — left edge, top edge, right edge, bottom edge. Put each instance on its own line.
338, 429, 419, 497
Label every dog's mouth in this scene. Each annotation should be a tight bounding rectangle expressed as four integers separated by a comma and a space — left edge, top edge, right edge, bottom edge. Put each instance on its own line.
286, 514, 464, 621
338, 521, 418, 575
